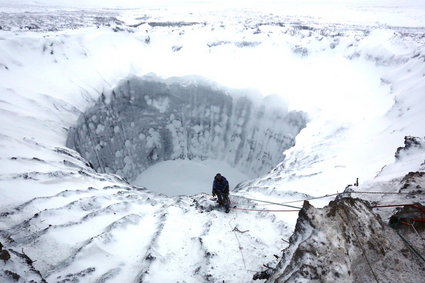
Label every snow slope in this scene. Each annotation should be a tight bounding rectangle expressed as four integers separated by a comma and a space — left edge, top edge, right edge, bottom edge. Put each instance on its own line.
1, 187, 289, 282
1, 1, 425, 282
237, 27, 425, 198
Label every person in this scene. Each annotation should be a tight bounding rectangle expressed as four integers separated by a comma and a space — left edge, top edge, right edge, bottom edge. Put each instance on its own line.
212, 173, 230, 213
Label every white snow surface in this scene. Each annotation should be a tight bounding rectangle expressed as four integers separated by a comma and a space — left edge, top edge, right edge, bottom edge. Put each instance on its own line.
134, 159, 250, 196
0, 0, 425, 282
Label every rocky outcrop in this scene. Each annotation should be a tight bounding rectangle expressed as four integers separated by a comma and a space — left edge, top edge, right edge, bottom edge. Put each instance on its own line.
0, 242, 46, 283
400, 171, 425, 196
67, 76, 306, 181
262, 198, 425, 282
389, 203, 425, 229
0, 249, 10, 263
395, 136, 425, 160
374, 136, 425, 180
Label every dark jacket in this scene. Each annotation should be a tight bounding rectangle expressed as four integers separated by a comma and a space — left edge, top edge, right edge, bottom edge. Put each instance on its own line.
212, 177, 229, 195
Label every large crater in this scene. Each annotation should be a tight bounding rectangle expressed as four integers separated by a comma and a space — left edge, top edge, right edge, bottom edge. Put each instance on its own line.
67, 76, 307, 194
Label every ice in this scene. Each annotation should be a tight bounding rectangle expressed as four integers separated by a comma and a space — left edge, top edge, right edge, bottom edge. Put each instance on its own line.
66, 76, 306, 182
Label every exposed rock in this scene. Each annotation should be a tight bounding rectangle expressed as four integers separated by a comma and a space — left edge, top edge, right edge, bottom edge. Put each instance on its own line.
399, 171, 425, 196
147, 21, 204, 27
4, 270, 20, 281
56, 267, 96, 283
263, 198, 425, 282
11, 249, 34, 266
171, 45, 183, 52
253, 268, 274, 280
0, 249, 11, 263
395, 136, 425, 159
389, 203, 425, 231
401, 171, 425, 184
235, 41, 261, 48
0, 245, 47, 282
207, 40, 231, 48
293, 45, 309, 56
24, 23, 39, 30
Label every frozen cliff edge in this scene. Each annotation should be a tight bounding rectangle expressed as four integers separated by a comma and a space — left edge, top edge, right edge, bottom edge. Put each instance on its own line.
260, 198, 425, 282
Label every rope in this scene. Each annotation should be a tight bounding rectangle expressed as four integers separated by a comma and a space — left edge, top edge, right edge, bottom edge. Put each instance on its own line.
235, 190, 419, 209
228, 222, 247, 270
274, 193, 339, 204
372, 204, 425, 216
233, 195, 424, 214
352, 191, 414, 195
371, 203, 425, 265
237, 196, 303, 209
275, 191, 416, 205
233, 207, 300, 212
409, 221, 425, 242
372, 204, 422, 209
396, 230, 425, 264
227, 197, 300, 213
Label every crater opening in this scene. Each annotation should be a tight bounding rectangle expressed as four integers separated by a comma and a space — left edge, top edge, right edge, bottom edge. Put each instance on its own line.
66, 75, 307, 196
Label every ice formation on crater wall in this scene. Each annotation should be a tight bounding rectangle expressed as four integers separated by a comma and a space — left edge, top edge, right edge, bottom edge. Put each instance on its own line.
67, 76, 307, 181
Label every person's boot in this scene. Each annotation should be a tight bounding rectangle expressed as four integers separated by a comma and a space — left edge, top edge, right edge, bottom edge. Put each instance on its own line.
224, 198, 230, 213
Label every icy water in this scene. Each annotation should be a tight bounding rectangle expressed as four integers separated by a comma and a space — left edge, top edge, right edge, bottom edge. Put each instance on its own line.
133, 159, 251, 196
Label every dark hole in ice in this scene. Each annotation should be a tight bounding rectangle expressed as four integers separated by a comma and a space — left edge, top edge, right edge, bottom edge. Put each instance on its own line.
67, 75, 307, 195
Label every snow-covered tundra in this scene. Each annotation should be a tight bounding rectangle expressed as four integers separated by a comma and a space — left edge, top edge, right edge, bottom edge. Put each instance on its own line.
1, 0, 425, 282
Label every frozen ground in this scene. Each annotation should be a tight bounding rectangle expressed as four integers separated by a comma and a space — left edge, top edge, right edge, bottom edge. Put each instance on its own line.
133, 159, 250, 196
0, 0, 425, 282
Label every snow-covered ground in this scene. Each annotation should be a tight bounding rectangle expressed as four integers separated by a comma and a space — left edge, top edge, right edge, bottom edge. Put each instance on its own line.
134, 159, 250, 196
1, 0, 425, 282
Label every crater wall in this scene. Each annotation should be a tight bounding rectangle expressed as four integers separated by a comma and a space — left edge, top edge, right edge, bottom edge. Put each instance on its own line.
67, 76, 307, 181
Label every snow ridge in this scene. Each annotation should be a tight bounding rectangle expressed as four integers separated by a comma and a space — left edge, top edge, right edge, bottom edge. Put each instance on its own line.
0, 186, 288, 282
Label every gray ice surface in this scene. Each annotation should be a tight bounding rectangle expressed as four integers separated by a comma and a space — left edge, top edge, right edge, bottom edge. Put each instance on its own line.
67, 76, 307, 181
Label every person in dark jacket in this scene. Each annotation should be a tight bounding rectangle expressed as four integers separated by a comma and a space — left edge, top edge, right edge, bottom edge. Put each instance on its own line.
212, 173, 230, 213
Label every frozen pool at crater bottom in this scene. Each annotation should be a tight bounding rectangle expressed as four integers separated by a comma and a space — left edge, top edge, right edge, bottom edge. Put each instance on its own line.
133, 159, 251, 196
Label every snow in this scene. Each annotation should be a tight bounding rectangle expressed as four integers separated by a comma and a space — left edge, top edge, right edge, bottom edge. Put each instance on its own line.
2, 1, 425, 27
0, 0, 425, 282
66, 75, 305, 182
241, 28, 425, 195
133, 159, 250, 196
1, 186, 289, 282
